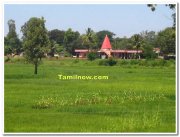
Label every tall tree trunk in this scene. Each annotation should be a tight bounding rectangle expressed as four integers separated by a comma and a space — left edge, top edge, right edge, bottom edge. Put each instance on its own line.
34, 63, 38, 74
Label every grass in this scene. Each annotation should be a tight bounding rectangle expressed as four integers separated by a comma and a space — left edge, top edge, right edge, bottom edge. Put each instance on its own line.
4, 58, 176, 132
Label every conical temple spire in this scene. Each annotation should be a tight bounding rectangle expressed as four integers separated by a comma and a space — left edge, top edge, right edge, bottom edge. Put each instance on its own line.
101, 35, 112, 49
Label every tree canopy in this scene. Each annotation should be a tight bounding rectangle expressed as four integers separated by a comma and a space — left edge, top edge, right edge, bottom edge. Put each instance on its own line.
48, 29, 65, 45
81, 28, 98, 50
64, 28, 80, 54
156, 27, 175, 55
21, 17, 50, 74
4, 19, 22, 55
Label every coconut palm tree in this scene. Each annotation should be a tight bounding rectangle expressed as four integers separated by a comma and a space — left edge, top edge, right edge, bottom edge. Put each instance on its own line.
82, 28, 98, 51
131, 34, 143, 59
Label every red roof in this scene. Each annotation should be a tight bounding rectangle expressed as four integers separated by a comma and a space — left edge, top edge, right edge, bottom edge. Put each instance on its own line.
111, 50, 126, 53
101, 35, 112, 49
74, 49, 89, 53
112, 50, 142, 53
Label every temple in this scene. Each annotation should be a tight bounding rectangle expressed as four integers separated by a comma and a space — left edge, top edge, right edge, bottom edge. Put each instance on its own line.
74, 35, 142, 59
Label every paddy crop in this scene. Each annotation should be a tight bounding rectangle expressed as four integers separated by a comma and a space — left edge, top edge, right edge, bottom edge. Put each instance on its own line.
4, 58, 176, 132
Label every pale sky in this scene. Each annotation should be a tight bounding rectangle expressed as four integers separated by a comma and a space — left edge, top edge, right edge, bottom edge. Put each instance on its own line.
4, 4, 174, 38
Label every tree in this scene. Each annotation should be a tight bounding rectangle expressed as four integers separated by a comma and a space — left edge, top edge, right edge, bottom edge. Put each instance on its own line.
140, 31, 156, 42
112, 37, 133, 50
81, 28, 98, 50
48, 29, 65, 57
21, 17, 50, 74
131, 34, 143, 50
4, 45, 12, 56
156, 27, 175, 55
142, 43, 156, 59
48, 29, 65, 45
131, 34, 143, 59
71, 37, 84, 50
7, 19, 16, 38
5, 19, 22, 55
48, 40, 56, 57
147, 4, 157, 11
48, 41, 64, 57
140, 30, 157, 48
63, 28, 80, 54
139, 31, 158, 59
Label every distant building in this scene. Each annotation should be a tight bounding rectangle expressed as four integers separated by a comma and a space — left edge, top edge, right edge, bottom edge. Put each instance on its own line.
153, 47, 162, 58
74, 49, 89, 58
75, 35, 142, 59
153, 48, 160, 54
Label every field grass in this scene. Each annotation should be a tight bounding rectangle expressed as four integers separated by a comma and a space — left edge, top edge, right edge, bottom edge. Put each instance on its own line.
4, 58, 176, 132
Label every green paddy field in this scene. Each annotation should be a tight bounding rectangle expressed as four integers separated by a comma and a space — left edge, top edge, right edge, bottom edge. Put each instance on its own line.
4, 58, 176, 132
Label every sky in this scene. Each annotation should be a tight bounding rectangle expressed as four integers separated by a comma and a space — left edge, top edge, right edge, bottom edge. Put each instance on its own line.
4, 4, 174, 38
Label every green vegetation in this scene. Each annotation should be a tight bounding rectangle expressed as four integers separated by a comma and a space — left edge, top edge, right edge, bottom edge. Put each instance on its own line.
4, 13, 175, 74
4, 4, 176, 132
4, 19, 22, 55
156, 28, 175, 55
5, 13, 176, 60
87, 52, 97, 61
5, 58, 175, 132
21, 17, 50, 74
99, 58, 117, 66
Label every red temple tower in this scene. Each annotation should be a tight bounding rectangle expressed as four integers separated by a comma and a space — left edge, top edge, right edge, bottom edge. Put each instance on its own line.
101, 35, 112, 50
100, 35, 112, 58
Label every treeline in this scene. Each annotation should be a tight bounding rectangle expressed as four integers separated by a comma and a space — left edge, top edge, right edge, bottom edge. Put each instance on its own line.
4, 18, 175, 59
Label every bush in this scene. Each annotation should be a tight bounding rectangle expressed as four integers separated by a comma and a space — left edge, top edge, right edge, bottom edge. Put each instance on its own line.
4, 56, 11, 62
4, 45, 12, 56
87, 52, 97, 61
146, 59, 167, 67
158, 59, 167, 66
149, 60, 159, 67
10, 56, 26, 64
99, 60, 108, 66
108, 57, 117, 66
139, 60, 147, 66
166, 59, 175, 67
119, 60, 129, 65
116, 59, 174, 67
143, 45, 157, 59
4, 56, 27, 63
64, 52, 71, 57
73, 59, 79, 63
99, 58, 117, 66
130, 60, 139, 65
